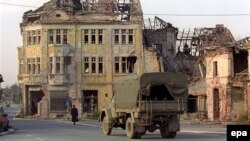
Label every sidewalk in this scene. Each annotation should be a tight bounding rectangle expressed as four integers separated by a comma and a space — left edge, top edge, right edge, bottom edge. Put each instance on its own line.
58, 119, 227, 135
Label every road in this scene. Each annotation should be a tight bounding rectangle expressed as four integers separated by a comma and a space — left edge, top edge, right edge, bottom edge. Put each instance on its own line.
0, 104, 227, 141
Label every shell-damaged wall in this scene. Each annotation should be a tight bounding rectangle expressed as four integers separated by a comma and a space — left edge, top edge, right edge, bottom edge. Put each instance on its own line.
205, 47, 232, 121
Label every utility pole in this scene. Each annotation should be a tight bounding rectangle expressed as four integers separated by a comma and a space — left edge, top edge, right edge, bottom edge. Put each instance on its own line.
0, 74, 4, 100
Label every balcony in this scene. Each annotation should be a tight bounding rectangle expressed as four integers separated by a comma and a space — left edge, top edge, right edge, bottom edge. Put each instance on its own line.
48, 74, 70, 85
18, 74, 45, 85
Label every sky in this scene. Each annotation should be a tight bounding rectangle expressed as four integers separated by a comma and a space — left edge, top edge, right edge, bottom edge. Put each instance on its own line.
0, 0, 250, 87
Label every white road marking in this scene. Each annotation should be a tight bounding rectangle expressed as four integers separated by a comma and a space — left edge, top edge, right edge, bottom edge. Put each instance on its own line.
26, 134, 32, 137
35, 137, 44, 141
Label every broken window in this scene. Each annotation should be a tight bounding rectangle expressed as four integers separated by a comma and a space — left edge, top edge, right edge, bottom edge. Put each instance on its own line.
233, 50, 248, 74
82, 90, 98, 113
37, 58, 40, 74
27, 31, 32, 45
213, 61, 218, 77
32, 31, 36, 45
122, 35, 126, 44
83, 57, 89, 73
91, 30, 96, 44
49, 30, 54, 44
99, 57, 103, 73
91, 57, 96, 73
64, 56, 71, 74
49, 57, 53, 74
115, 57, 120, 73
56, 30, 61, 44
98, 30, 103, 44
56, 57, 61, 74
63, 29, 68, 44
127, 56, 136, 73
27, 59, 31, 74
37, 30, 41, 44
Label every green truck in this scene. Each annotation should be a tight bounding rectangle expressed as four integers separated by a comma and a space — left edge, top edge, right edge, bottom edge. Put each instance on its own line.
100, 72, 188, 139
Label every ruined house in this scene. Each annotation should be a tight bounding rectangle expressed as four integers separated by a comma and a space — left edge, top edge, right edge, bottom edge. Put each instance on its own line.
18, 0, 147, 118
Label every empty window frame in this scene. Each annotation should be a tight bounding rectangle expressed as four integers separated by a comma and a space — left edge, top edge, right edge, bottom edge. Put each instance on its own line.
37, 31, 41, 44
114, 29, 119, 44
84, 29, 89, 44
98, 29, 103, 44
56, 57, 61, 74
128, 29, 134, 44
64, 56, 71, 73
32, 31, 37, 45
37, 58, 40, 74
27, 31, 32, 45
122, 57, 127, 73
114, 57, 120, 73
32, 58, 36, 74
49, 57, 53, 74
91, 30, 96, 44
56, 29, 61, 44
99, 57, 103, 73
91, 57, 96, 73
49, 30, 54, 44
83, 57, 89, 73
213, 61, 218, 77
63, 29, 68, 44
27, 59, 31, 74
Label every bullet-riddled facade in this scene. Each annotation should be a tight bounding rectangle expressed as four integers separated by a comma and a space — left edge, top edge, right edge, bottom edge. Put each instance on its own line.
18, 0, 147, 117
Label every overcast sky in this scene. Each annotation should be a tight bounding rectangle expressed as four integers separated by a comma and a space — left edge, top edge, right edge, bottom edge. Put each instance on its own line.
0, 0, 250, 87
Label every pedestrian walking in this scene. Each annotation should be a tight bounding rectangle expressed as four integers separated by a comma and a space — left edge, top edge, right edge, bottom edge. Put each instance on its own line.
70, 105, 78, 125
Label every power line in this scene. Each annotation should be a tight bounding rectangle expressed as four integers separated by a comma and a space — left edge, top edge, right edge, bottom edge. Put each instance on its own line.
1, 2, 250, 17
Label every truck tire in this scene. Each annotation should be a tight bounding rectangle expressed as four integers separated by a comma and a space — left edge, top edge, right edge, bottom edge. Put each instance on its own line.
160, 126, 176, 138
103, 116, 112, 135
126, 117, 136, 139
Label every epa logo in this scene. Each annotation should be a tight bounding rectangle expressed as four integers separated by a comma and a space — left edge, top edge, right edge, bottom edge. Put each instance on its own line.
231, 131, 247, 138
227, 125, 250, 141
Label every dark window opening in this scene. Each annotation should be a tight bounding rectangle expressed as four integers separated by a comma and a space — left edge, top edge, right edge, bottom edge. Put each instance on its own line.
213, 61, 218, 77
98, 35, 103, 44
92, 57, 96, 73
127, 56, 137, 73
122, 35, 126, 44
129, 35, 133, 44
56, 35, 61, 44
187, 95, 197, 113
115, 57, 119, 73
92, 35, 96, 44
115, 35, 119, 44
82, 90, 98, 113
99, 57, 103, 73
233, 50, 248, 74
84, 35, 89, 44
63, 35, 67, 44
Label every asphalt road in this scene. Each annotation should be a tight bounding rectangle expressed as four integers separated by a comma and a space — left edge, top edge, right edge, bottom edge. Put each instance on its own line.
0, 119, 226, 141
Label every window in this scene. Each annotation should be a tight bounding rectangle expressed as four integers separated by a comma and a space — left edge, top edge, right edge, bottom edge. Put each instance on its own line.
37, 31, 41, 44
213, 61, 218, 77
128, 30, 134, 44
98, 29, 103, 44
49, 57, 53, 74
115, 57, 120, 73
56, 30, 61, 44
91, 30, 96, 44
114, 56, 137, 74
49, 30, 54, 44
19, 59, 23, 74
27, 59, 31, 74
84, 57, 89, 73
122, 35, 126, 44
64, 57, 71, 73
37, 58, 40, 74
63, 29, 68, 44
27, 31, 32, 45
91, 57, 96, 73
32, 31, 37, 44
114, 30, 119, 44
99, 57, 103, 73
122, 57, 127, 73
32, 58, 36, 74
56, 57, 61, 74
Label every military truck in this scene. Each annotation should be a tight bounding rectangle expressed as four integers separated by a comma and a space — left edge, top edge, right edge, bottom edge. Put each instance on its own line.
100, 72, 188, 139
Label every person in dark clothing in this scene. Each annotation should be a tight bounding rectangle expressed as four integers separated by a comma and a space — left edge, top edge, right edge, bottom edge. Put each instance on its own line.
70, 105, 78, 125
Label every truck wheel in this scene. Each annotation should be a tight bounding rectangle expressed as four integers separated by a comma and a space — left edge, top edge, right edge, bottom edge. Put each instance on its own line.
103, 116, 112, 135
126, 117, 136, 139
160, 126, 176, 138
135, 132, 142, 139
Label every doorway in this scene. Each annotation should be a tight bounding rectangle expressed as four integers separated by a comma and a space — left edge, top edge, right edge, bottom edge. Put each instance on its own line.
213, 89, 220, 120
30, 91, 44, 115
82, 90, 98, 113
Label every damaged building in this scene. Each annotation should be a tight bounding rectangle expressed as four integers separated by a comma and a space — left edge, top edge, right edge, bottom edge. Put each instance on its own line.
18, 0, 147, 118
